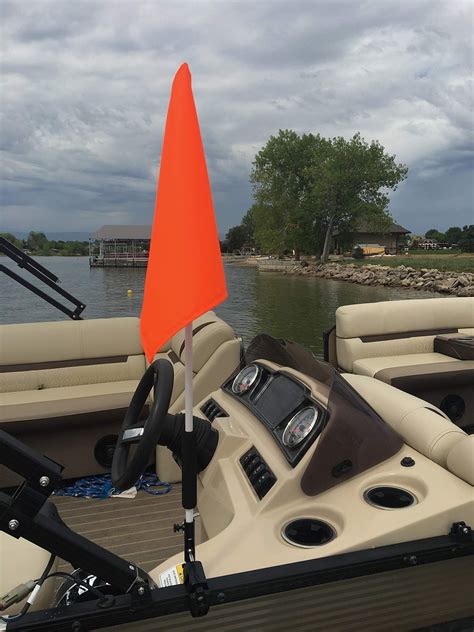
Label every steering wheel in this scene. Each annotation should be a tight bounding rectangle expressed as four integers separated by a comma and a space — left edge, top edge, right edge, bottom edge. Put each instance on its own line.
111, 359, 174, 491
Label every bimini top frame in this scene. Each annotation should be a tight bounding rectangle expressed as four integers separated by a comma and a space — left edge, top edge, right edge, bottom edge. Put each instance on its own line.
0, 236, 85, 320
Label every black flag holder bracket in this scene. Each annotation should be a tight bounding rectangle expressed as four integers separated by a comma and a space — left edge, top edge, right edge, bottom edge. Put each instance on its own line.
181, 425, 210, 617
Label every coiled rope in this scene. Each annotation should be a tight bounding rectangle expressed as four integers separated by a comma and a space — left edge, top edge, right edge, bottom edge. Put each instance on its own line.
53, 472, 172, 499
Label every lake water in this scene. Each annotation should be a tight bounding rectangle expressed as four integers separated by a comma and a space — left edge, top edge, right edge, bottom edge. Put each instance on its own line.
0, 257, 440, 356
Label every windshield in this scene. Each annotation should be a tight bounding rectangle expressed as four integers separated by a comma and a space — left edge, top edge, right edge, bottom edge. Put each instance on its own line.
245, 334, 403, 496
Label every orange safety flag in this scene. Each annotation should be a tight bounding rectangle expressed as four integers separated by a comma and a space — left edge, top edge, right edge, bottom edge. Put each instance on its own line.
140, 63, 227, 362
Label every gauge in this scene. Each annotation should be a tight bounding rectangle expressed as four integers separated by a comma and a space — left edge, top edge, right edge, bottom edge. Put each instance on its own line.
232, 365, 260, 395
282, 406, 319, 448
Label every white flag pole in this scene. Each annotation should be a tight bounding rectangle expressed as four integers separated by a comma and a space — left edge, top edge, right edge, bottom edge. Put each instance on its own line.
183, 322, 195, 555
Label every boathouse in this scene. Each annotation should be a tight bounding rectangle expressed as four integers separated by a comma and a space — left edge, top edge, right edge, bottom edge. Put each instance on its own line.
333, 221, 410, 255
89, 225, 152, 267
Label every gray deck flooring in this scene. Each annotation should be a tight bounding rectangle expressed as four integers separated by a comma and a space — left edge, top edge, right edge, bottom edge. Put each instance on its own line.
52, 486, 184, 573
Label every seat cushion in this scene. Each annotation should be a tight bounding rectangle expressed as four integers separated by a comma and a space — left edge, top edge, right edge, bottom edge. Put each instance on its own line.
0, 380, 140, 423
335, 297, 474, 372
342, 373, 466, 467
447, 436, 474, 485
352, 353, 458, 377
0, 533, 57, 613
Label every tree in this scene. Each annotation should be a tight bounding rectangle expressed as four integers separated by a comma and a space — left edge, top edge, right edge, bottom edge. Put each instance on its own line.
425, 229, 445, 243
26, 231, 48, 251
250, 130, 327, 259
444, 226, 463, 246
0, 232, 22, 249
310, 133, 408, 263
224, 225, 250, 253
458, 225, 474, 253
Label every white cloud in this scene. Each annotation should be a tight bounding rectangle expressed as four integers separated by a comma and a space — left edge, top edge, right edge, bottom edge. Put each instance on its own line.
1, 0, 472, 236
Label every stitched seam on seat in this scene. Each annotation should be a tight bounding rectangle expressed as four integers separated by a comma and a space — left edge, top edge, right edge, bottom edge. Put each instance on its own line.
429, 430, 464, 460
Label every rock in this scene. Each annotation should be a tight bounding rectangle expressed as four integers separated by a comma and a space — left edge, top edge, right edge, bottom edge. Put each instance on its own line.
457, 286, 474, 297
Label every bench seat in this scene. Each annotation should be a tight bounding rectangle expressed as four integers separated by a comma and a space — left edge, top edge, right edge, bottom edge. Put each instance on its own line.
0, 313, 241, 487
334, 297, 474, 428
352, 353, 458, 378
0, 380, 140, 425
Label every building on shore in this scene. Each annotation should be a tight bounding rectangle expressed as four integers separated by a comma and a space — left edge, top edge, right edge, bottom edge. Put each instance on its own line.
89, 225, 152, 267
333, 221, 410, 255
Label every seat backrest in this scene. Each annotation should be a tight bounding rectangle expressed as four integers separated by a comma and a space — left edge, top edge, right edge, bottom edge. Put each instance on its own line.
342, 373, 466, 467
446, 435, 474, 485
0, 317, 145, 393
336, 297, 474, 372
149, 311, 240, 408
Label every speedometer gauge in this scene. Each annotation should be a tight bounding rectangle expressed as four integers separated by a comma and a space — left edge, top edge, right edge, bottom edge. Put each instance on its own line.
232, 365, 260, 395
282, 406, 319, 447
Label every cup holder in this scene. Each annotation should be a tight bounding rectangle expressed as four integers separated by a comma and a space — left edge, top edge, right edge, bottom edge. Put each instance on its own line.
282, 518, 335, 548
364, 486, 417, 510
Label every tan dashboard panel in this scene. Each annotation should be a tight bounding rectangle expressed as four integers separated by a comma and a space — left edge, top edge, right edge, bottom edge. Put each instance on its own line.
151, 365, 474, 584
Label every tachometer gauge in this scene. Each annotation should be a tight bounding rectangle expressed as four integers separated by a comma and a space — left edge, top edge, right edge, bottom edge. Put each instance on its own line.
282, 406, 319, 447
232, 365, 260, 395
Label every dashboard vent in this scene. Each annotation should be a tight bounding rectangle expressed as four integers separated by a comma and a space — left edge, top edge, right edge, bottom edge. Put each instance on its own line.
201, 399, 228, 423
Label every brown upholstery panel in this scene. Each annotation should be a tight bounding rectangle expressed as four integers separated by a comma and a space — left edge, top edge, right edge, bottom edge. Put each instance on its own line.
353, 353, 456, 378
375, 361, 474, 390
0, 408, 133, 488
434, 334, 474, 360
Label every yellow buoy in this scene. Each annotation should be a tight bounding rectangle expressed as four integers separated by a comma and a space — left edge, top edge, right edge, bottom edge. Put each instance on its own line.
127, 289, 133, 296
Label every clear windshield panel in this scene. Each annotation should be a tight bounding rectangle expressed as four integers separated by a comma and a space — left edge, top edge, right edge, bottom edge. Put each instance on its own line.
245, 334, 403, 496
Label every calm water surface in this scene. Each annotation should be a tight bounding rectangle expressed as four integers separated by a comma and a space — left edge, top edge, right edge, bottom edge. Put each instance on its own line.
0, 257, 440, 356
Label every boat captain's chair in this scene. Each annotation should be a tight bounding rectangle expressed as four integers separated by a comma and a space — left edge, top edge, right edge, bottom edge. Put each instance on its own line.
333, 297, 474, 429
149, 311, 241, 482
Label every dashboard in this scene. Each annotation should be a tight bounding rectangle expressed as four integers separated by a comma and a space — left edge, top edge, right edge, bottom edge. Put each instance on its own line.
222, 363, 328, 467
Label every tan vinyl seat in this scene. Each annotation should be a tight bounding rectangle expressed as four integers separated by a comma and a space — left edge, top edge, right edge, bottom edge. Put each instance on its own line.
335, 297, 474, 374
342, 373, 466, 467
0, 318, 145, 486
0, 313, 241, 487
335, 298, 474, 428
446, 435, 474, 485
0, 534, 57, 614
352, 353, 460, 378
153, 311, 241, 482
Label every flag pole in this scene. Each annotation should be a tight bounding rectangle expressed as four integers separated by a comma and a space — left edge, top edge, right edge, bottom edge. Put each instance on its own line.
183, 322, 196, 562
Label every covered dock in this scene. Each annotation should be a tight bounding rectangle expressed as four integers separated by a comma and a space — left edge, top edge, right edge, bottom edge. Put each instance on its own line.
89, 225, 152, 267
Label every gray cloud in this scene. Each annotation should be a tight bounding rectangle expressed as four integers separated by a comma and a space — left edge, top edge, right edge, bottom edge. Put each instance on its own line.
1, 0, 472, 237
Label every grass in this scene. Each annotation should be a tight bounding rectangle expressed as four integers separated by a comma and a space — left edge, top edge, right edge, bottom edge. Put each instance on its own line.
338, 253, 474, 274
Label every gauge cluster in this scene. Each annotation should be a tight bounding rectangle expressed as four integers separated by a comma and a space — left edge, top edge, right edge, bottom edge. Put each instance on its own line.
224, 363, 328, 466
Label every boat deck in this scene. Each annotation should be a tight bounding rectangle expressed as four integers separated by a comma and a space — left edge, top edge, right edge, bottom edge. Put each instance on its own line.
52, 486, 184, 575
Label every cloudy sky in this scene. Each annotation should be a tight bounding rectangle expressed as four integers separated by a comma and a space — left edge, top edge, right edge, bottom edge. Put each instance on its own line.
1, 0, 472, 237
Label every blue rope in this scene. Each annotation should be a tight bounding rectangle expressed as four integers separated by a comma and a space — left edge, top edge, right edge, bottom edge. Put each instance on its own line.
53, 472, 172, 499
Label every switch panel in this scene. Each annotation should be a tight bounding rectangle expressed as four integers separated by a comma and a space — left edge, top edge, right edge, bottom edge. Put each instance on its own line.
240, 447, 277, 499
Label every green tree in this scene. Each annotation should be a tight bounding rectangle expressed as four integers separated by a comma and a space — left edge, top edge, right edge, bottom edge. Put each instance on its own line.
26, 231, 48, 251
425, 229, 446, 243
250, 130, 327, 259
224, 225, 250, 252
310, 133, 408, 263
444, 226, 463, 246
0, 232, 23, 249
458, 225, 474, 253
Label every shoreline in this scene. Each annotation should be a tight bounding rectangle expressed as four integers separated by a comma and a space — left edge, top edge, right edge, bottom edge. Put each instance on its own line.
229, 258, 473, 297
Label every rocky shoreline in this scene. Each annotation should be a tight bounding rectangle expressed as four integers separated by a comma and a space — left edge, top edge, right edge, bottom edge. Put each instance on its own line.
277, 262, 474, 297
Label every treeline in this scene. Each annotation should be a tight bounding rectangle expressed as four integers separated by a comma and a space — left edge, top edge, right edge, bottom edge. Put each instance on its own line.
1, 231, 89, 256
222, 130, 408, 262
417, 226, 474, 252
